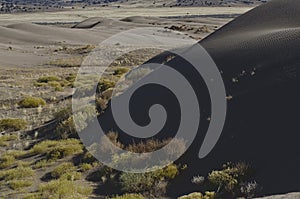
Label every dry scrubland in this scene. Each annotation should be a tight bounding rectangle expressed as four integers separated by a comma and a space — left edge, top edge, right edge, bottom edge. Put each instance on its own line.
0, 6, 268, 199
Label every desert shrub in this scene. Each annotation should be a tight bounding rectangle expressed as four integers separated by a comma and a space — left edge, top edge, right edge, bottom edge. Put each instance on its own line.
178, 192, 203, 199
120, 172, 154, 193
38, 179, 92, 198
49, 57, 83, 68
204, 192, 216, 199
191, 176, 205, 185
4, 150, 27, 158
0, 134, 18, 146
80, 163, 93, 172
48, 81, 64, 91
22, 193, 40, 199
55, 117, 76, 139
113, 67, 130, 76
18, 97, 46, 108
209, 170, 237, 192
0, 154, 16, 169
67, 44, 95, 54
126, 138, 170, 153
208, 162, 253, 197
240, 181, 258, 198
0, 118, 27, 132
159, 164, 179, 179
87, 165, 117, 183
30, 139, 83, 160
96, 97, 108, 112
88, 132, 123, 162
55, 105, 97, 138
35, 75, 73, 91
109, 193, 145, 199
119, 164, 179, 196
53, 106, 72, 122
0, 166, 34, 181
98, 78, 116, 93
8, 180, 32, 190
37, 76, 60, 83
60, 171, 82, 181
33, 82, 47, 87
33, 159, 54, 169
178, 192, 215, 199
102, 88, 114, 99
51, 163, 77, 178
17, 161, 32, 168
65, 73, 77, 86
81, 151, 98, 165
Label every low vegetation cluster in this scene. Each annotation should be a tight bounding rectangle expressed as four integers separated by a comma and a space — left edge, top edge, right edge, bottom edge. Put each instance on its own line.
18, 97, 46, 108
34, 74, 76, 91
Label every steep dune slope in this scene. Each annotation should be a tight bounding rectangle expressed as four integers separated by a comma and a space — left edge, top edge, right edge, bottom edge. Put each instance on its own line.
97, 0, 300, 197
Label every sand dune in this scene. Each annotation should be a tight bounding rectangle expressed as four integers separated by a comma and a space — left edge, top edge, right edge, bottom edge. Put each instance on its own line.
1, 23, 103, 45
96, 0, 300, 197
172, 0, 300, 196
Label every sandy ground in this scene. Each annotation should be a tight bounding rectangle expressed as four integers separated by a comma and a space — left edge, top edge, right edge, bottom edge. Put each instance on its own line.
0, 2, 300, 198
0, 7, 249, 68
0, 6, 252, 127
0, 6, 252, 24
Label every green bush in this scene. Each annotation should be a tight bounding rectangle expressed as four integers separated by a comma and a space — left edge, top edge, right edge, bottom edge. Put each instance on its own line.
17, 160, 32, 168
0, 166, 34, 181
37, 76, 60, 83
60, 171, 82, 181
80, 163, 93, 172
55, 117, 76, 139
0, 134, 18, 146
120, 172, 154, 193
178, 192, 203, 199
35, 75, 74, 91
0, 118, 27, 132
65, 74, 77, 83
113, 67, 130, 76
30, 139, 83, 161
18, 97, 46, 108
0, 154, 16, 169
119, 164, 179, 195
96, 97, 108, 112
55, 105, 96, 139
38, 179, 92, 198
208, 162, 252, 197
51, 163, 76, 178
33, 159, 54, 169
8, 180, 32, 190
48, 81, 64, 91
178, 192, 215, 199
49, 57, 83, 68
98, 78, 115, 93
109, 193, 145, 199
53, 106, 72, 122
4, 150, 27, 159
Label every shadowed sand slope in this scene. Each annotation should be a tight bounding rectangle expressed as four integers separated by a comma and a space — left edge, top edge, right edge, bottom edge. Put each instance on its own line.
97, 0, 300, 197
200, 0, 300, 96
173, 0, 300, 196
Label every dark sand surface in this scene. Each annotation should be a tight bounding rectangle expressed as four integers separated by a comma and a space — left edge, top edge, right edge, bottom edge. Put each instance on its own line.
97, 0, 300, 197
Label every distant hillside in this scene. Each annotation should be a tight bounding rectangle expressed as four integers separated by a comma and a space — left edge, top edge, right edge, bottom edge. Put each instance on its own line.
116, 0, 268, 7
0, 0, 267, 13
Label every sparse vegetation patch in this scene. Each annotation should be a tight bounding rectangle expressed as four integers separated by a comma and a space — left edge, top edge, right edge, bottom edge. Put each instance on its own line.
18, 97, 46, 108
30, 139, 83, 161
0, 118, 27, 132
